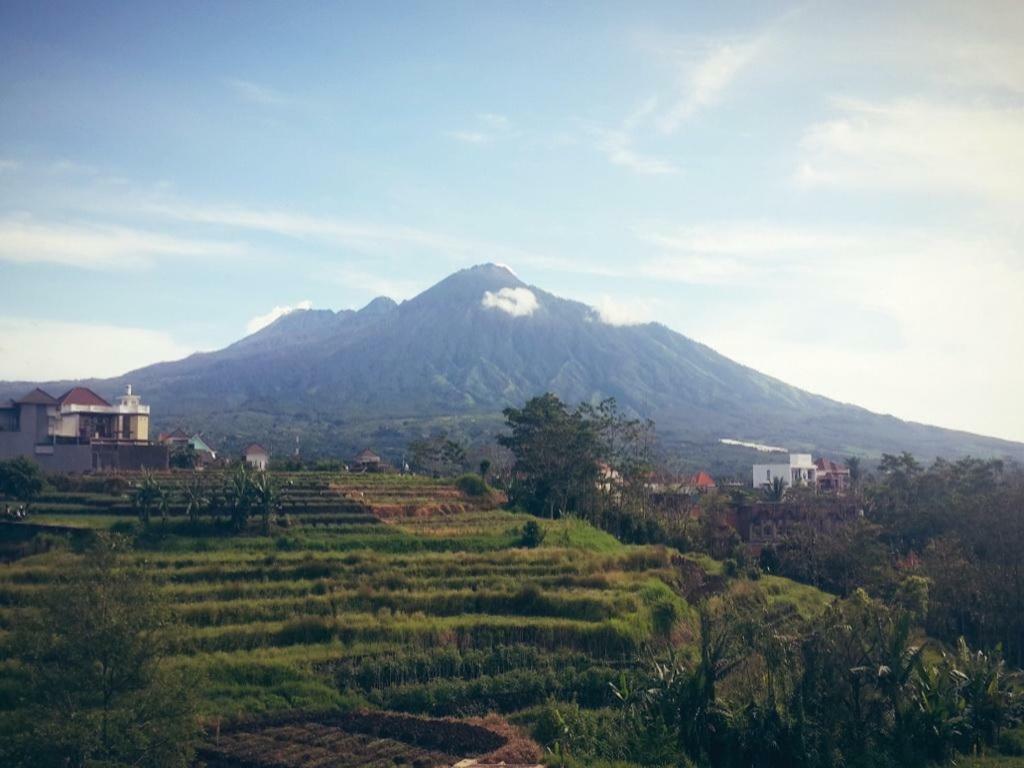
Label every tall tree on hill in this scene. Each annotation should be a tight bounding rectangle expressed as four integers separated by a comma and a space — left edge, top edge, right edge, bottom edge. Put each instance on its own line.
498, 393, 602, 518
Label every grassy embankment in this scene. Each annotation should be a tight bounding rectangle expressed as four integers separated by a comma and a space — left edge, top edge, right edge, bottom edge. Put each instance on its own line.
0, 472, 833, 728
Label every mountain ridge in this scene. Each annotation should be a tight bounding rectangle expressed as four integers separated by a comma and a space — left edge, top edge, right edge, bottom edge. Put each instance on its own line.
2, 263, 1021, 467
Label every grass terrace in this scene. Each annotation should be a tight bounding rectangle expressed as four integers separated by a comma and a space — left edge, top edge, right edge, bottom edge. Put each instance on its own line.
0, 469, 834, 762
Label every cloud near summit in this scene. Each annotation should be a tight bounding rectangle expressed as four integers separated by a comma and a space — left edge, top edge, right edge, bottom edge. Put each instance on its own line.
481, 287, 539, 317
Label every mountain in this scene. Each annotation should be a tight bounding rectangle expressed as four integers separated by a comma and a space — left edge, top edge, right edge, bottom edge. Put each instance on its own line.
3, 264, 1022, 469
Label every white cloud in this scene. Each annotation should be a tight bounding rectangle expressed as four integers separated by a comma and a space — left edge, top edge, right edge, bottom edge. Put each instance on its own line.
223, 77, 287, 106
246, 300, 313, 334
0, 217, 243, 270
658, 39, 762, 133
0, 158, 19, 173
138, 199, 563, 270
635, 223, 856, 285
481, 287, 539, 317
594, 129, 678, 176
589, 295, 658, 326
448, 131, 490, 144
660, 221, 1024, 441
796, 98, 1024, 201
0, 317, 195, 380
447, 113, 514, 145
478, 113, 510, 128
319, 266, 427, 303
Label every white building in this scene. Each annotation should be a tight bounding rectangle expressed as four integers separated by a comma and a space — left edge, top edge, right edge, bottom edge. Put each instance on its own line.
752, 453, 818, 489
243, 443, 269, 470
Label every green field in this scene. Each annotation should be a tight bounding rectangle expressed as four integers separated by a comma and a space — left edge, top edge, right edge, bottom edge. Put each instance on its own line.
0, 471, 835, 764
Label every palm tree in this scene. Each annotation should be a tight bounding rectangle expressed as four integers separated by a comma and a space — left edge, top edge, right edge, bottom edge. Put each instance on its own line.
132, 471, 161, 525
183, 472, 209, 525
845, 456, 862, 491
250, 470, 280, 535
764, 476, 786, 503
226, 465, 254, 532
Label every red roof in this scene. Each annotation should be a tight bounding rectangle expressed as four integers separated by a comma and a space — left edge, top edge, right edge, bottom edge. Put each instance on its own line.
17, 388, 59, 406
58, 387, 110, 407
815, 457, 849, 474
691, 471, 716, 489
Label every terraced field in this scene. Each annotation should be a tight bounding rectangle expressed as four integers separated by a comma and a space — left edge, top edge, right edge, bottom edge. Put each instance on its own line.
0, 471, 830, 765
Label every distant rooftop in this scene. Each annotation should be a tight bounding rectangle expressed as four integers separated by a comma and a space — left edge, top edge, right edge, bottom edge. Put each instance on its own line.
59, 387, 111, 407
17, 387, 59, 406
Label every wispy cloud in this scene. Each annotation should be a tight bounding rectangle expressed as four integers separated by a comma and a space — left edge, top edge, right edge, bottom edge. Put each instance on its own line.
795, 98, 1024, 202
593, 128, 679, 175
246, 300, 313, 334
0, 317, 194, 380
657, 39, 762, 134
448, 130, 490, 144
447, 113, 513, 145
590, 32, 762, 174
319, 266, 427, 303
0, 217, 243, 270
223, 77, 288, 106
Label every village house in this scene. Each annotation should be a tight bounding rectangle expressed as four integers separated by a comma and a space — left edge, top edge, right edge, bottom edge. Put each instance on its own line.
0, 384, 167, 471
752, 453, 818, 490
158, 429, 218, 465
689, 471, 717, 494
815, 457, 851, 494
350, 448, 383, 472
243, 443, 270, 470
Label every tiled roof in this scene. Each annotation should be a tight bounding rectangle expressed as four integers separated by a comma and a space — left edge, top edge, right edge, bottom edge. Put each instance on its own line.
58, 387, 111, 407
17, 387, 59, 406
691, 470, 716, 488
815, 457, 849, 474
243, 443, 268, 456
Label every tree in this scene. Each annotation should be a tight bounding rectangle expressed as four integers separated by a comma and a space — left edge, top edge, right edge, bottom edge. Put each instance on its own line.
132, 471, 161, 525
845, 455, 862, 489
182, 472, 209, 525
0, 456, 45, 510
226, 464, 254, 532
498, 393, 602, 518
408, 435, 467, 477
520, 519, 546, 548
168, 444, 196, 470
479, 458, 492, 479
0, 535, 198, 767
250, 469, 281, 535
763, 476, 786, 503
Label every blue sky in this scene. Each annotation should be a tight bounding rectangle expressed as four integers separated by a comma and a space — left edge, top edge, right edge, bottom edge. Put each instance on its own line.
1, 1, 1022, 441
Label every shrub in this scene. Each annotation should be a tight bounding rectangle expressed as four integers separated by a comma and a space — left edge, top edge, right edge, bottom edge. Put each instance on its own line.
1000, 726, 1024, 756
521, 521, 546, 548
456, 474, 489, 498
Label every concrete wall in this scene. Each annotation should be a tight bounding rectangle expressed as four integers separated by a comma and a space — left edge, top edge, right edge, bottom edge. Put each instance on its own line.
753, 463, 791, 488
93, 444, 169, 472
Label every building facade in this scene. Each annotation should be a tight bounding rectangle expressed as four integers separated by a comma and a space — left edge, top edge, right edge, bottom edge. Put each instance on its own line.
0, 385, 166, 472
752, 453, 818, 489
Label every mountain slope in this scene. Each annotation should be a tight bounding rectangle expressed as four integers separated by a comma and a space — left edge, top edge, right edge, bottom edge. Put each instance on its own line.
2, 264, 1021, 465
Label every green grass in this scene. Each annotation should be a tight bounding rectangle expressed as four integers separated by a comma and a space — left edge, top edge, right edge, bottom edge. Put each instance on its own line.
539, 516, 625, 553
1, 471, 835, 726
759, 575, 835, 620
